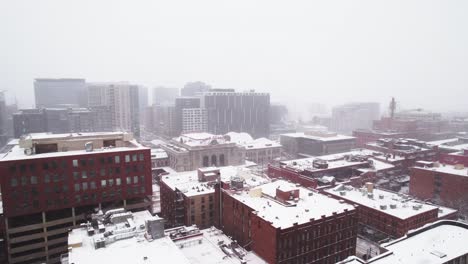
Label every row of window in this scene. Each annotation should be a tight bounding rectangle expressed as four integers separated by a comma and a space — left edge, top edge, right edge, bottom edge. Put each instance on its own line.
73, 175, 144, 192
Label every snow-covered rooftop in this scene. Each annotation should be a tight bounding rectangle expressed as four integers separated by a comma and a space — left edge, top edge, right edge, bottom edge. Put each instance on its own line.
67, 211, 191, 264
415, 164, 468, 177
151, 148, 168, 159
324, 185, 455, 220
0, 132, 146, 161
281, 132, 355, 142
175, 228, 267, 264
161, 166, 269, 197
369, 221, 468, 264
230, 180, 355, 229
173, 133, 233, 148
226, 132, 281, 150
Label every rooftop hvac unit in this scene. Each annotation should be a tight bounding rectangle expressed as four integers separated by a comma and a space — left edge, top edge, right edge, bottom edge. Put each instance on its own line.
379, 194, 384, 199
85, 142, 93, 152
390, 204, 397, 209
339, 191, 346, 196
380, 205, 387, 210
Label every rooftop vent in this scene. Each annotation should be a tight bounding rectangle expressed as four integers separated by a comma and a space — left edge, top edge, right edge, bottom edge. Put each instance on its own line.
380, 205, 387, 210
379, 194, 384, 199
390, 204, 397, 209
339, 191, 346, 196
85, 142, 93, 152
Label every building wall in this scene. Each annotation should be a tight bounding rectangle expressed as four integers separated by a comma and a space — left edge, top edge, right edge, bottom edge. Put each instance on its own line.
280, 135, 355, 158
410, 167, 468, 206
34, 79, 87, 108
245, 146, 282, 165
204, 92, 270, 138
326, 191, 439, 238
267, 165, 318, 188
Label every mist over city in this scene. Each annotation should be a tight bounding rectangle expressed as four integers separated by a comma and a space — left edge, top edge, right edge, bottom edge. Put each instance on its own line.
1, 1, 468, 264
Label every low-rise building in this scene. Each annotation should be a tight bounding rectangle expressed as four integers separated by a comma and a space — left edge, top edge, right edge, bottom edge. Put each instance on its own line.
280, 131, 355, 158
410, 162, 468, 217
161, 133, 245, 172
218, 179, 358, 264
338, 220, 468, 264
226, 132, 282, 165
324, 184, 457, 238
150, 148, 169, 168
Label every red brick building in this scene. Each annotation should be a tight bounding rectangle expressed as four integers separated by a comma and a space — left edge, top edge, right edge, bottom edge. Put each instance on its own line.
0, 132, 152, 264
324, 184, 457, 238
217, 179, 358, 264
410, 164, 468, 212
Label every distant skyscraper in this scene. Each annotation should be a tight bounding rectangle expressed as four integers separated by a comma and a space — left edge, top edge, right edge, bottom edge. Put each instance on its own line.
174, 97, 201, 136
182, 108, 207, 134
0, 91, 7, 146
181, 81, 211, 97
331, 102, 380, 135
153, 87, 179, 106
34, 78, 87, 108
87, 83, 140, 137
203, 90, 270, 138
138, 86, 149, 111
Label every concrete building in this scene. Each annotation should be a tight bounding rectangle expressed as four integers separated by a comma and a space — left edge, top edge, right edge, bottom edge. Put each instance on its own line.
150, 148, 169, 168
181, 81, 211, 97
226, 132, 282, 165
153, 87, 179, 106
218, 179, 358, 264
34, 78, 87, 108
174, 97, 201, 136
324, 184, 457, 238
331, 103, 380, 135
13, 108, 113, 138
87, 83, 140, 137
0, 132, 152, 264
182, 108, 207, 134
0, 91, 8, 146
203, 90, 270, 138
280, 131, 356, 158
160, 133, 245, 172
338, 220, 468, 264
64, 209, 266, 264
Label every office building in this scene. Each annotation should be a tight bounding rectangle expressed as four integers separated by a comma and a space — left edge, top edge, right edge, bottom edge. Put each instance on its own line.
34, 78, 87, 108
174, 97, 201, 136
203, 90, 270, 138
331, 103, 380, 135
182, 108, 207, 134
0, 91, 8, 146
280, 131, 356, 158
181, 81, 211, 97
0, 132, 152, 264
88, 83, 140, 137
153, 87, 179, 106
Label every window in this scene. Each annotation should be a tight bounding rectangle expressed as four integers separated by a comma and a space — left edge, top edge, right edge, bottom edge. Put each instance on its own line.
74, 183, 80, 192
73, 160, 78, 167
31, 176, 38, 184
88, 158, 95, 166
21, 176, 27, 186
80, 159, 87, 167
90, 181, 96, 190
132, 154, 137, 162
89, 170, 96, 178
116, 178, 121, 186
109, 179, 114, 187
82, 171, 87, 179
126, 177, 131, 184
101, 180, 107, 187
82, 182, 88, 191
133, 176, 138, 184
125, 155, 130, 163
115, 156, 120, 163
100, 168, 106, 177
10, 178, 18, 187
139, 153, 144, 161
73, 171, 79, 180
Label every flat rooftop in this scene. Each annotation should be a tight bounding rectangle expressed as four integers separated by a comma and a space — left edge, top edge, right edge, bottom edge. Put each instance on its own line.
161, 166, 270, 197
1, 132, 146, 161
151, 148, 168, 159
414, 164, 468, 177
174, 133, 233, 147
67, 211, 191, 264
175, 228, 267, 264
281, 132, 355, 142
369, 221, 468, 264
324, 185, 456, 220
230, 180, 355, 229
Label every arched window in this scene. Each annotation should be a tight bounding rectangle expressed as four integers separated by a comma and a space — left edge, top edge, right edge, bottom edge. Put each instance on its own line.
211, 155, 217, 166
203, 156, 209, 167
219, 154, 225, 166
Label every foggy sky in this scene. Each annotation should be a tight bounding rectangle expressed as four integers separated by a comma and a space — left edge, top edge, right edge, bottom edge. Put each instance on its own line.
1, 0, 467, 113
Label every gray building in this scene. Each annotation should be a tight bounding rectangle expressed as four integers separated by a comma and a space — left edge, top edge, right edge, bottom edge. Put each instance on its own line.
0, 91, 7, 146
87, 82, 140, 137
34, 78, 87, 108
182, 108, 207, 134
174, 97, 201, 136
331, 102, 380, 135
153, 87, 179, 106
181, 81, 211, 97
203, 90, 270, 138
13, 108, 113, 138
280, 131, 356, 158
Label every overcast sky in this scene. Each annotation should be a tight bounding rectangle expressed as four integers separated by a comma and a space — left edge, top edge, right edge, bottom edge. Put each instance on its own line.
1, 0, 467, 114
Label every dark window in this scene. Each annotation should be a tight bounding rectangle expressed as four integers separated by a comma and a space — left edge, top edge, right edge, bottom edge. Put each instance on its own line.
211, 155, 217, 166
203, 156, 209, 167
